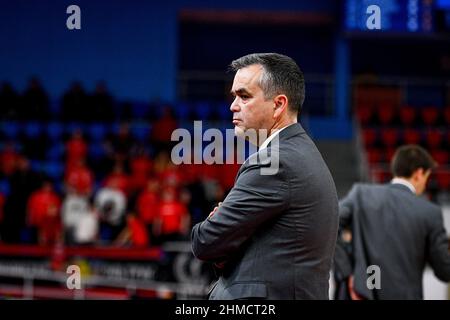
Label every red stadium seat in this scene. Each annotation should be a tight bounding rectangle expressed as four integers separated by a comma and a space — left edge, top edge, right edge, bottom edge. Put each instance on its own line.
356, 107, 374, 125
425, 129, 443, 149
421, 107, 439, 126
399, 106, 416, 126
362, 128, 377, 147
371, 167, 391, 183
377, 107, 396, 125
444, 108, 450, 125
385, 148, 396, 163
431, 150, 449, 166
380, 128, 398, 147
403, 128, 421, 145
435, 170, 450, 190
366, 148, 383, 164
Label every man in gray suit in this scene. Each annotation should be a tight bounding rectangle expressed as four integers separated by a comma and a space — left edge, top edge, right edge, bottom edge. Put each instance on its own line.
334, 145, 450, 299
191, 53, 339, 300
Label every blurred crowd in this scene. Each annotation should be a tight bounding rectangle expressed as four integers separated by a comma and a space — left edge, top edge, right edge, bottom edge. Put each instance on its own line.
0, 79, 239, 247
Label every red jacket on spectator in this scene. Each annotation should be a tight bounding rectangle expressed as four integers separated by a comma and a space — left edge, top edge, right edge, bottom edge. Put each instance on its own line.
136, 180, 160, 224
129, 156, 152, 192
0, 144, 19, 176
151, 108, 178, 143
155, 188, 189, 235
66, 130, 87, 168
27, 182, 61, 245
158, 164, 183, 188
128, 215, 149, 247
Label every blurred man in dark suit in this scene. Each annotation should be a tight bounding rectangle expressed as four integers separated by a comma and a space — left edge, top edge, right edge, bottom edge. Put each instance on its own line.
191, 53, 339, 300
334, 145, 450, 299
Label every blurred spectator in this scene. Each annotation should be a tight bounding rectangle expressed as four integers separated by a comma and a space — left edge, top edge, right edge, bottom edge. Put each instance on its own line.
26, 181, 62, 245
65, 129, 88, 168
61, 82, 88, 122
94, 179, 127, 243
129, 152, 153, 193
0, 82, 21, 120
73, 206, 99, 245
22, 77, 50, 121
153, 187, 190, 244
105, 122, 134, 164
220, 147, 243, 194
65, 159, 94, 196
0, 142, 19, 177
1, 156, 42, 243
151, 106, 178, 152
103, 163, 130, 196
181, 164, 209, 225
154, 151, 183, 188
219, 162, 241, 195
159, 163, 183, 188
136, 179, 160, 242
90, 81, 114, 122
115, 213, 149, 247
0, 193, 5, 240
61, 190, 95, 245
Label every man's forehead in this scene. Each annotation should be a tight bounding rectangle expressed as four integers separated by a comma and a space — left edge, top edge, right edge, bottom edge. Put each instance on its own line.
231, 65, 263, 91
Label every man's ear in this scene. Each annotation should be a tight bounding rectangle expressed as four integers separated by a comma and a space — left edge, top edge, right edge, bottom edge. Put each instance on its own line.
273, 95, 288, 118
411, 168, 425, 181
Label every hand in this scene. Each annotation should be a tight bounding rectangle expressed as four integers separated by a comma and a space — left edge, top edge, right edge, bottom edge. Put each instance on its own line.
208, 202, 222, 219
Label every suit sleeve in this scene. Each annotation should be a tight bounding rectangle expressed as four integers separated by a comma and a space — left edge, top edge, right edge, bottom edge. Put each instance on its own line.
426, 209, 450, 281
338, 185, 358, 229
191, 160, 289, 262
333, 185, 358, 280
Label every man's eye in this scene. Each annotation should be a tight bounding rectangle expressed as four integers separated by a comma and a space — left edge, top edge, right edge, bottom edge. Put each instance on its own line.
241, 95, 249, 100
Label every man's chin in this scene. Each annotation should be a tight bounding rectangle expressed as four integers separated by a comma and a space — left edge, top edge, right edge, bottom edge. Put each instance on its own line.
234, 126, 245, 137
234, 126, 259, 145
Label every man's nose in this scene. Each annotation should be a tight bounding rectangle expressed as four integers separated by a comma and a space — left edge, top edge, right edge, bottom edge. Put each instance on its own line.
230, 97, 240, 112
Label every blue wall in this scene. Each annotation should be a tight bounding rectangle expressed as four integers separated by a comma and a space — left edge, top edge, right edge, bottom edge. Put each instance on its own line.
1, 1, 177, 102
0, 0, 336, 102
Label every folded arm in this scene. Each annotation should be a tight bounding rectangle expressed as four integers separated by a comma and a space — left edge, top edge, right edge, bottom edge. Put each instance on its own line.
191, 161, 289, 262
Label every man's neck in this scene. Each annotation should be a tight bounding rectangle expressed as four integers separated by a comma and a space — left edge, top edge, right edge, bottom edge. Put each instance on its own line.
391, 177, 417, 194
258, 119, 297, 148
268, 117, 297, 137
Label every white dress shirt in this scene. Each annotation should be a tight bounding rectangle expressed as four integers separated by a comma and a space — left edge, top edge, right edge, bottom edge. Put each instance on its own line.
259, 123, 296, 150
391, 177, 416, 194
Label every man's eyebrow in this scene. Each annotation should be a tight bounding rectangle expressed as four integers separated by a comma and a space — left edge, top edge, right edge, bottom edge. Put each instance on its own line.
230, 88, 251, 96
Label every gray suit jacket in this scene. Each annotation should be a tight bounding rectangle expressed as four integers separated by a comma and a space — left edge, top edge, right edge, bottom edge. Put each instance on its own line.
191, 123, 339, 300
336, 183, 450, 299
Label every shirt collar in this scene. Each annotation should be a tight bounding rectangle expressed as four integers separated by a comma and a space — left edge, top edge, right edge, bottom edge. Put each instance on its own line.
391, 177, 416, 194
259, 123, 295, 150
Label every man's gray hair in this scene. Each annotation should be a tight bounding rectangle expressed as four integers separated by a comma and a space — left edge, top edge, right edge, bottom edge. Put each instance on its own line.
230, 53, 305, 113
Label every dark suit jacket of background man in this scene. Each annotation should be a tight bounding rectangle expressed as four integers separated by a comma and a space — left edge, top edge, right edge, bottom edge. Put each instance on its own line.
335, 183, 450, 299
191, 123, 339, 299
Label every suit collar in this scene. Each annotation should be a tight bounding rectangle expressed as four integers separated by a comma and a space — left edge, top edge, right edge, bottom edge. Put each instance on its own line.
388, 183, 415, 194
270, 122, 305, 144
